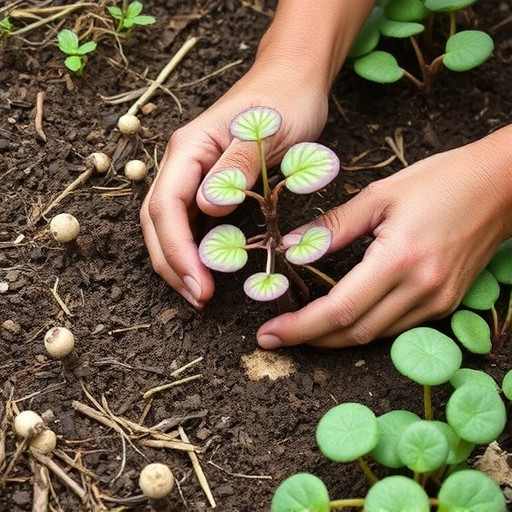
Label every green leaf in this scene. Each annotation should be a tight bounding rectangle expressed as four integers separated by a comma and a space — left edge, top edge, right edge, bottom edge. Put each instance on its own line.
391, 327, 462, 386
126, 1, 143, 18
270, 473, 330, 512
487, 238, 512, 284
198, 224, 247, 273
379, 19, 425, 38
364, 475, 430, 512
502, 370, 512, 401
201, 168, 247, 206
107, 5, 123, 20
451, 310, 492, 354
281, 143, 340, 194
64, 55, 83, 73
450, 368, 499, 391
371, 410, 421, 468
229, 106, 282, 141
462, 268, 500, 310
131, 15, 156, 26
349, 7, 383, 58
438, 469, 506, 512
397, 420, 449, 473
57, 29, 79, 54
243, 273, 289, 302
443, 30, 494, 72
431, 420, 474, 465
284, 227, 332, 266
446, 384, 506, 444
385, 0, 431, 21
77, 41, 97, 55
353, 51, 405, 83
316, 403, 378, 462
425, 0, 478, 12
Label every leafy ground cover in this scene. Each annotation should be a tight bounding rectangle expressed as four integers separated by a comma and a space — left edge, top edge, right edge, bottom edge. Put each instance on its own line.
1, 1, 512, 510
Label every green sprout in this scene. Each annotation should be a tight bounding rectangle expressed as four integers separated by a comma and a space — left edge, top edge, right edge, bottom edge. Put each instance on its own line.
0, 15, 13, 37
198, 106, 339, 303
107, 1, 156, 33
57, 29, 97, 76
349, 0, 494, 95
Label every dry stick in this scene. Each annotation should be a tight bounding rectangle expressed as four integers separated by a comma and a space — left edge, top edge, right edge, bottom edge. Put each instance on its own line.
50, 277, 73, 316
143, 374, 203, 399
30, 458, 50, 512
35, 91, 47, 142
207, 460, 272, 480
126, 37, 197, 116
178, 426, 216, 509
138, 438, 201, 453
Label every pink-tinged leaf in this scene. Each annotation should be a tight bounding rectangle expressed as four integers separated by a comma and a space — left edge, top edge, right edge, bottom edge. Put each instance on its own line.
244, 272, 289, 301
201, 168, 247, 206
285, 226, 332, 265
229, 106, 282, 141
281, 143, 340, 194
198, 224, 248, 272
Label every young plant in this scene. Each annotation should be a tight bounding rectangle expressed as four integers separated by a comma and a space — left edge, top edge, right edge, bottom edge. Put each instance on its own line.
57, 29, 97, 76
0, 15, 13, 38
198, 106, 339, 302
349, 0, 494, 95
271, 326, 509, 511
107, 1, 156, 33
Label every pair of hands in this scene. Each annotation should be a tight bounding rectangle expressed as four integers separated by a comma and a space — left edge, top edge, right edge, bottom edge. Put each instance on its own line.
140, 68, 507, 350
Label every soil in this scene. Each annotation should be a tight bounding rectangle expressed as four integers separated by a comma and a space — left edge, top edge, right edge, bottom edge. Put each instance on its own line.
1, 1, 512, 511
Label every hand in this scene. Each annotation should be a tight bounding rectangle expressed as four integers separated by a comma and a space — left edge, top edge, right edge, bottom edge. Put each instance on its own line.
257, 132, 512, 349
140, 64, 330, 307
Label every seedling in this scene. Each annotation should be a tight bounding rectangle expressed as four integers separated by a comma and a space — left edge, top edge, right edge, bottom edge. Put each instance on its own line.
349, 0, 494, 95
198, 106, 339, 302
0, 15, 13, 37
271, 326, 509, 511
57, 29, 97, 76
107, 1, 156, 33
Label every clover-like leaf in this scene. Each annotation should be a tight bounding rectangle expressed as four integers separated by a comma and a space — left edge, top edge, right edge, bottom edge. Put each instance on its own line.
446, 384, 506, 444
64, 55, 82, 72
316, 403, 378, 462
451, 310, 492, 354
391, 327, 462, 386
284, 227, 332, 265
378, 19, 425, 38
385, 0, 431, 21
281, 143, 339, 194
349, 7, 384, 58
201, 168, 247, 206
443, 30, 494, 72
487, 237, 512, 284
229, 106, 282, 141
198, 224, 247, 272
462, 268, 500, 310
270, 473, 330, 512
353, 50, 405, 83
438, 469, 506, 512
77, 41, 97, 55
57, 29, 79, 54
425, 0, 478, 12
431, 420, 474, 465
364, 475, 430, 512
502, 370, 512, 401
450, 368, 499, 391
243, 272, 289, 301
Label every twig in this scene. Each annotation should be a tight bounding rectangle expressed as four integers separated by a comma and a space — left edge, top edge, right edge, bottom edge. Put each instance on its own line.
35, 91, 47, 142
31, 458, 50, 512
108, 323, 151, 335
207, 460, 272, 480
143, 374, 203, 399
176, 59, 243, 89
385, 128, 408, 167
50, 277, 72, 316
137, 438, 201, 453
170, 356, 203, 377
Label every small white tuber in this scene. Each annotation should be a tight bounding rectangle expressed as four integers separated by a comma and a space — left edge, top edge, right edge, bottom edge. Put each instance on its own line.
139, 462, 175, 500
14, 410, 45, 439
49, 213, 80, 243
117, 114, 141, 135
30, 429, 57, 454
124, 159, 148, 182
88, 152, 111, 174
44, 326, 75, 360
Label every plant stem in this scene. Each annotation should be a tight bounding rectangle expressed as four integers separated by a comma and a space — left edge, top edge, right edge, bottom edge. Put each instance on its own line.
449, 11, 456, 37
357, 457, 378, 485
265, 238, 275, 274
423, 385, 433, 420
329, 498, 365, 509
257, 139, 271, 201
491, 304, 500, 341
303, 264, 337, 287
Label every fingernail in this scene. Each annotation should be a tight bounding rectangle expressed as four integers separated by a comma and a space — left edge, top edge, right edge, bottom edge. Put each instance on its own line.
183, 275, 202, 302
258, 334, 282, 350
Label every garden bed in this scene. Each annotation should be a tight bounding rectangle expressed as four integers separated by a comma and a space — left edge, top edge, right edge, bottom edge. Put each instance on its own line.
1, 1, 512, 510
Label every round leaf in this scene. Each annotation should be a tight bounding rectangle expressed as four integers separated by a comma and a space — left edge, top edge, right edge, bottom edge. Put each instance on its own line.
284, 227, 332, 265
64, 56, 82, 72
446, 384, 506, 444
385, 0, 431, 21
438, 469, 506, 512
379, 19, 425, 38
450, 368, 499, 391
229, 106, 282, 141
201, 168, 247, 206
316, 403, 378, 462
243, 272, 289, 301
281, 143, 340, 195
462, 269, 500, 310
391, 327, 462, 386
451, 310, 492, 354
270, 473, 330, 512
487, 238, 512, 284
371, 410, 421, 468
353, 50, 405, 83
501, 370, 512, 401
349, 7, 384, 58
431, 420, 474, 465
443, 31, 494, 72
198, 224, 247, 272
397, 420, 449, 473
57, 29, 79, 53
364, 475, 430, 512
425, 0, 478, 12
77, 41, 97, 55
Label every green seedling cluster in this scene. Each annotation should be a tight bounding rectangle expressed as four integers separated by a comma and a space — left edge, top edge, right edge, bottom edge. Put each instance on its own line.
198, 106, 339, 302
57, 29, 97, 76
349, 0, 494, 94
271, 325, 510, 511
107, 1, 156, 33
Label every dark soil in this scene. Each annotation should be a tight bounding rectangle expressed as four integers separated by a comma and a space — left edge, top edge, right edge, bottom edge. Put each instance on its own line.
1, 1, 512, 511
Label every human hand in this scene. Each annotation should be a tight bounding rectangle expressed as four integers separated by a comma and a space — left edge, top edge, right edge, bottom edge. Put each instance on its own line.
257, 130, 512, 349
140, 64, 330, 307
